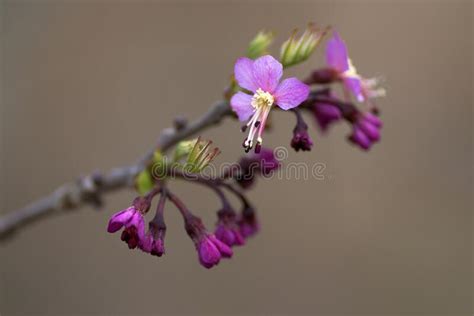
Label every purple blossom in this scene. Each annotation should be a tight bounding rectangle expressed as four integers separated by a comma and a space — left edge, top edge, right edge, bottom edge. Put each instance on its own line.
236, 147, 280, 189
107, 205, 146, 249
326, 32, 385, 105
230, 55, 310, 152
312, 102, 342, 131
349, 112, 383, 150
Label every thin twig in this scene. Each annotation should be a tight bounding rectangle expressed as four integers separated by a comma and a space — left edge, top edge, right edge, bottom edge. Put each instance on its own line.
0, 100, 231, 240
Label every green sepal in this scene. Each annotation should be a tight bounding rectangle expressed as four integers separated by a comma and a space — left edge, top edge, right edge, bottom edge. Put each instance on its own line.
247, 30, 274, 60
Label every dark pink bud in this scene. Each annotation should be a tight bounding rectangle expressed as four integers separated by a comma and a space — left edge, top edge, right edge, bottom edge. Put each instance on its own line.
349, 126, 372, 150
364, 112, 383, 128
308, 67, 340, 84
312, 103, 342, 131
291, 130, 313, 152
357, 119, 380, 142
236, 148, 280, 189
291, 109, 313, 152
198, 237, 222, 268
215, 209, 245, 247
185, 214, 233, 269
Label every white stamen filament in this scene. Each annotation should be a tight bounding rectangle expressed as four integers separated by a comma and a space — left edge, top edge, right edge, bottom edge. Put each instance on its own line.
243, 88, 274, 152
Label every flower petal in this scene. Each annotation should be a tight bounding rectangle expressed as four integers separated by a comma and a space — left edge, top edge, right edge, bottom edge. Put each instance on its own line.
326, 31, 349, 72
273, 78, 310, 110
230, 91, 254, 121
344, 77, 364, 102
313, 103, 342, 131
209, 235, 233, 258
198, 237, 221, 268
234, 57, 258, 92
107, 208, 135, 233
139, 233, 153, 253
358, 119, 381, 142
364, 112, 383, 128
127, 212, 146, 241
252, 55, 283, 93
350, 127, 371, 150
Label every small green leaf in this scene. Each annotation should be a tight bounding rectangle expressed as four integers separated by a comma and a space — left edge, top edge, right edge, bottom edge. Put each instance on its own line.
136, 169, 154, 195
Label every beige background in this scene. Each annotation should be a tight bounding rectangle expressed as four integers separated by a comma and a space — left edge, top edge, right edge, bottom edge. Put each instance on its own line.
0, 1, 472, 315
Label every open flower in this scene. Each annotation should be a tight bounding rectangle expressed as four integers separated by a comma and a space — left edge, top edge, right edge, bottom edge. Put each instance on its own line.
326, 32, 385, 105
231, 55, 309, 153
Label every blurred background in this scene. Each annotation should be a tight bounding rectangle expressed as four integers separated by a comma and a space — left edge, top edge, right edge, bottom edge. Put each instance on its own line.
0, 1, 472, 315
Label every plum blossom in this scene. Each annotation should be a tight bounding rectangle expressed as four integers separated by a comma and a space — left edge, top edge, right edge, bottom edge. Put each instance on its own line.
231, 55, 310, 153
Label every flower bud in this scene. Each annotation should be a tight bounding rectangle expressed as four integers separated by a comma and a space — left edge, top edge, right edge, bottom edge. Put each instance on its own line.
185, 137, 221, 173
247, 30, 274, 59
280, 24, 328, 68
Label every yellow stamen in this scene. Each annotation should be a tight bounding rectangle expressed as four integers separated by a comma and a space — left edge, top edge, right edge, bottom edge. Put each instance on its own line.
251, 88, 274, 109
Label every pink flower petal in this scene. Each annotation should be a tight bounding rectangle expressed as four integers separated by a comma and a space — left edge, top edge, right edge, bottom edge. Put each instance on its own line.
234, 57, 258, 92
230, 91, 254, 121
273, 78, 310, 110
364, 112, 383, 128
198, 237, 221, 268
326, 31, 349, 72
139, 234, 153, 253
107, 207, 135, 233
358, 119, 381, 142
252, 55, 283, 93
344, 77, 364, 102
350, 127, 371, 150
127, 212, 146, 241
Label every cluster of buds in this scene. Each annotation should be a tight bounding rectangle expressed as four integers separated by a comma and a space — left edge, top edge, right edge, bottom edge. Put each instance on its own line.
302, 30, 385, 150
107, 141, 281, 268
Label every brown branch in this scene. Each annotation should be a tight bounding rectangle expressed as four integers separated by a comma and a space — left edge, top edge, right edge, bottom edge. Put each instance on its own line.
0, 100, 232, 240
